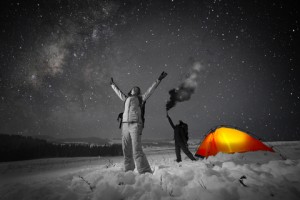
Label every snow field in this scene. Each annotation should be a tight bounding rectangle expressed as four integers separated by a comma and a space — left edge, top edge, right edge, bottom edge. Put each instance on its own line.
0, 141, 300, 200
67, 152, 300, 200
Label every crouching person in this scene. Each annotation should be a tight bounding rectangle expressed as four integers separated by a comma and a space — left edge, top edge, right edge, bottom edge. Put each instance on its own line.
110, 72, 167, 174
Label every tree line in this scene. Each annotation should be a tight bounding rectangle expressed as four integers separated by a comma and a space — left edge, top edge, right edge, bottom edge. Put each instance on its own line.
0, 134, 123, 162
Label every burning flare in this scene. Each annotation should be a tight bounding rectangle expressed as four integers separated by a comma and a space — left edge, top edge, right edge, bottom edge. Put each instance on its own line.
166, 62, 204, 111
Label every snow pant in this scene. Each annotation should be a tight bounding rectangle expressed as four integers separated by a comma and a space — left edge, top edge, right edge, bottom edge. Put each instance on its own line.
175, 141, 196, 162
121, 123, 152, 174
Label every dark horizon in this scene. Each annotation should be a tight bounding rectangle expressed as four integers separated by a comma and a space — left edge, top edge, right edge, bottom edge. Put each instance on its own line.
0, 0, 299, 141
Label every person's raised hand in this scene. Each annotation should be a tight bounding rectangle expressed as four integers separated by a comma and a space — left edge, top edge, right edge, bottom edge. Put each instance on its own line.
158, 71, 168, 81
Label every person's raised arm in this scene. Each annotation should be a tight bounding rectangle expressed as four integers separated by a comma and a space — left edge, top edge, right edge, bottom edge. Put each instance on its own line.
142, 71, 167, 101
167, 112, 175, 129
110, 78, 126, 101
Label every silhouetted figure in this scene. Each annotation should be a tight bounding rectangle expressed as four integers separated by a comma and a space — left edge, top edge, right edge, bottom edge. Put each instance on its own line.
167, 113, 196, 162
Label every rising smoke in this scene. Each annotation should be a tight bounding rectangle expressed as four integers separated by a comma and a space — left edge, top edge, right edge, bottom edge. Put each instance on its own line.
166, 62, 204, 111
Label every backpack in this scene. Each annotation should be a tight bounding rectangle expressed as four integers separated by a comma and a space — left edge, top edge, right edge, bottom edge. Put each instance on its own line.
117, 96, 146, 129
181, 123, 189, 142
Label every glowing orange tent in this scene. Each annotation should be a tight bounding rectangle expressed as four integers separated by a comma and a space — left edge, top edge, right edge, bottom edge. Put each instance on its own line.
195, 126, 274, 158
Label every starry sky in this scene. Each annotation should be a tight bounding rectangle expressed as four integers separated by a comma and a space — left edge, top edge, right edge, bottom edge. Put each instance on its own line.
0, 0, 299, 141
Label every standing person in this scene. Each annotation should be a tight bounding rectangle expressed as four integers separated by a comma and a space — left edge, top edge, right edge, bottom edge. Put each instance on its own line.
110, 72, 168, 174
166, 112, 196, 162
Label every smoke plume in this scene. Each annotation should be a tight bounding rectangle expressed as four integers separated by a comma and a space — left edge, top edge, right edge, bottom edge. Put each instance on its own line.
166, 62, 204, 111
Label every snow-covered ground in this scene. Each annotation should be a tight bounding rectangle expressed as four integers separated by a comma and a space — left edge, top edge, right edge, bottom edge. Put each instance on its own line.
0, 141, 300, 200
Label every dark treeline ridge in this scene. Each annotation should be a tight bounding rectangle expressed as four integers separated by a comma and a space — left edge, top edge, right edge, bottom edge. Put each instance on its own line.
0, 134, 123, 162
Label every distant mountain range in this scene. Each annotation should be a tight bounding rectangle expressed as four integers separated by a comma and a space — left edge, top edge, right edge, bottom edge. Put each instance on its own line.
0, 133, 123, 162
0, 133, 201, 146
31, 135, 109, 145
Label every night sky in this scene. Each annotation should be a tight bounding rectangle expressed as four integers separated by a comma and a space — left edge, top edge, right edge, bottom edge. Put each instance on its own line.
0, 0, 299, 141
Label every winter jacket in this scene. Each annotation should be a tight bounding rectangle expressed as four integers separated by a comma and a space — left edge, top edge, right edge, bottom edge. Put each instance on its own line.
167, 115, 188, 145
111, 79, 161, 123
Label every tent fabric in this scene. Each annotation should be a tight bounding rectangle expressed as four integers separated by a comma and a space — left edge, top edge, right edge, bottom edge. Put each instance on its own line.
195, 126, 274, 158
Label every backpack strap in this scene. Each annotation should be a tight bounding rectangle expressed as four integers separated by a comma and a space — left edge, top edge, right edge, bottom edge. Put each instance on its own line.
138, 96, 146, 125
117, 97, 128, 129
117, 113, 123, 129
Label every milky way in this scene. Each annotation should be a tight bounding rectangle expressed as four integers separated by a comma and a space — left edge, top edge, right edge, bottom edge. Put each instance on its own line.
0, 0, 299, 141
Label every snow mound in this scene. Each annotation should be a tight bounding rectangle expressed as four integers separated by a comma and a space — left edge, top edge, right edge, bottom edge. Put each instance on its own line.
65, 154, 300, 200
